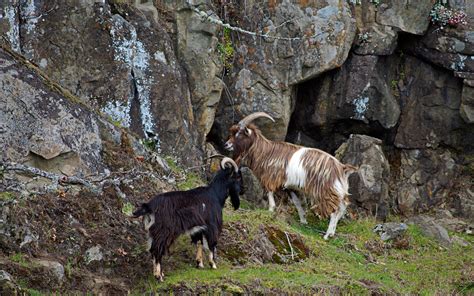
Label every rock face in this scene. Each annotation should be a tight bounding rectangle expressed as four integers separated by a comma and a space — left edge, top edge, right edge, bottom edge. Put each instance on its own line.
394, 56, 467, 150
394, 149, 459, 217
176, 4, 224, 146
1, 1, 201, 165
336, 135, 391, 220
213, 0, 356, 141
0, 48, 108, 178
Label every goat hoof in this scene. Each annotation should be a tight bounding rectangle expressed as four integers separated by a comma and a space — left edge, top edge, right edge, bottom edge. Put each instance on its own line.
196, 261, 204, 269
301, 219, 308, 225
323, 233, 334, 240
155, 275, 164, 282
210, 263, 217, 269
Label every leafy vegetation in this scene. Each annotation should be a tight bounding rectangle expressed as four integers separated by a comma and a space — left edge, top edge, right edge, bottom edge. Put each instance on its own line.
217, 27, 235, 75
164, 156, 204, 190
430, 2, 467, 28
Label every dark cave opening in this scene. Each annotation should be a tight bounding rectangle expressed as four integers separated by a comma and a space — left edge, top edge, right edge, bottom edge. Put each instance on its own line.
285, 68, 396, 155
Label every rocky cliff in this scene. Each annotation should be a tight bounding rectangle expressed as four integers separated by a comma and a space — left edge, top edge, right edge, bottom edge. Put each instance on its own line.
0, 0, 473, 293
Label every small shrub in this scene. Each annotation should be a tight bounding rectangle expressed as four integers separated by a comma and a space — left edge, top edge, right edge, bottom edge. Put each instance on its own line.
430, 2, 467, 29
122, 201, 134, 217
217, 27, 234, 75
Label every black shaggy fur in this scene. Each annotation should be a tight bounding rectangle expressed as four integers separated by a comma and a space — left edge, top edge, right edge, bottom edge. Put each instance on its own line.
133, 166, 243, 280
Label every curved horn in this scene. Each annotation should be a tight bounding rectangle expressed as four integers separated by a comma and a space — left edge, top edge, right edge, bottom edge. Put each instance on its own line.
206, 154, 225, 160
238, 112, 275, 130
220, 157, 239, 173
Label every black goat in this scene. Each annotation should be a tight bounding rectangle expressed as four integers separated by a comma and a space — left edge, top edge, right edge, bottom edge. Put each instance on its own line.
133, 157, 243, 281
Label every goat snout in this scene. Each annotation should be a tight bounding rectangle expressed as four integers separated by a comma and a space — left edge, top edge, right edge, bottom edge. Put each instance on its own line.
224, 140, 234, 151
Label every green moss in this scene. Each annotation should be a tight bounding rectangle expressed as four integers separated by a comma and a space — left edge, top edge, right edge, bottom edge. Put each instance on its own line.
0, 191, 15, 201
10, 253, 29, 268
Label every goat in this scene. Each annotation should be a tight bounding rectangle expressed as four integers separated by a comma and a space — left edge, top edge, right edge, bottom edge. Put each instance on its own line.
133, 157, 243, 281
224, 112, 357, 240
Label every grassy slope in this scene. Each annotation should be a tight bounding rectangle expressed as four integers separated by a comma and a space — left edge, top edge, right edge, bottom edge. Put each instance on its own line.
136, 206, 474, 295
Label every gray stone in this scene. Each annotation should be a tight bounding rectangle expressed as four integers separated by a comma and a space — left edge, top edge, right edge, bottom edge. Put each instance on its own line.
0, 270, 12, 282
34, 259, 65, 282
373, 222, 408, 241
336, 135, 390, 220
409, 215, 452, 246
240, 167, 266, 209
85, 245, 103, 264
376, 0, 433, 35
451, 235, 470, 247
0, 269, 18, 295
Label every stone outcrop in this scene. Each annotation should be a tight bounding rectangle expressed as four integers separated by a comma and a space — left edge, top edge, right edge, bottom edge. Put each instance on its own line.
336, 135, 391, 220
213, 0, 357, 141
1, 1, 201, 165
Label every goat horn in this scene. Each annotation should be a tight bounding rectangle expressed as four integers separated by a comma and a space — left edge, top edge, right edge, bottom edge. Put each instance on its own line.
206, 154, 225, 160
220, 157, 239, 173
238, 112, 275, 130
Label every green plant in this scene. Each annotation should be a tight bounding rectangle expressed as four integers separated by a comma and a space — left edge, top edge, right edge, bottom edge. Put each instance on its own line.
11, 253, 29, 268
0, 191, 15, 201
370, 0, 380, 6
430, 2, 467, 28
217, 27, 234, 75
122, 201, 134, 217
141, 138, 157, 151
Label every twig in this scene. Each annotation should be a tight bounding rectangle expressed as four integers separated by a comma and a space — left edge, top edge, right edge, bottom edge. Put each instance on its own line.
284, 231, 295, 260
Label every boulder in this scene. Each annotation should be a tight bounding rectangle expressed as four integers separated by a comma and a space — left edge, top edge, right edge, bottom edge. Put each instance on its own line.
240, 167, 266, 209
352, 1, 398, 55
85, 245, 104, 264
373, 222, 408, 241
376, 0, 433, 35
336, 135, 391, 220
34, 259, 65, 283
408, 215, 452, 246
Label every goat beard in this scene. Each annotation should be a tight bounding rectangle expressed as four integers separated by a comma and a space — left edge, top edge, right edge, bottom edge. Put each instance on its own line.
229, 187, 240, 210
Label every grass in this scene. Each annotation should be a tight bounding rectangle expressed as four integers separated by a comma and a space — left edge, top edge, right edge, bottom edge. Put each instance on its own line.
164, 155, 205, 191
0, 191, 15, 202
133, 208, 474, 295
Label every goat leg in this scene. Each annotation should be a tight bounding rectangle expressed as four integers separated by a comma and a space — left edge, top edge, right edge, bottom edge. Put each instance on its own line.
195, 243, 204, 268
267, 192, 276, 212
153, 258, 164, 282
289, 191, 307, 224
208, 247, 217, 269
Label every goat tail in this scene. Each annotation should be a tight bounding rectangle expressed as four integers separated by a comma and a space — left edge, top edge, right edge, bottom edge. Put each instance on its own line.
343, 164, 358, 176
133, 203, 151, 218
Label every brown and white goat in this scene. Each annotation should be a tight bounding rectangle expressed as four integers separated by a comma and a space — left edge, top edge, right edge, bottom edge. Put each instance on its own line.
224, 112, 357, 240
